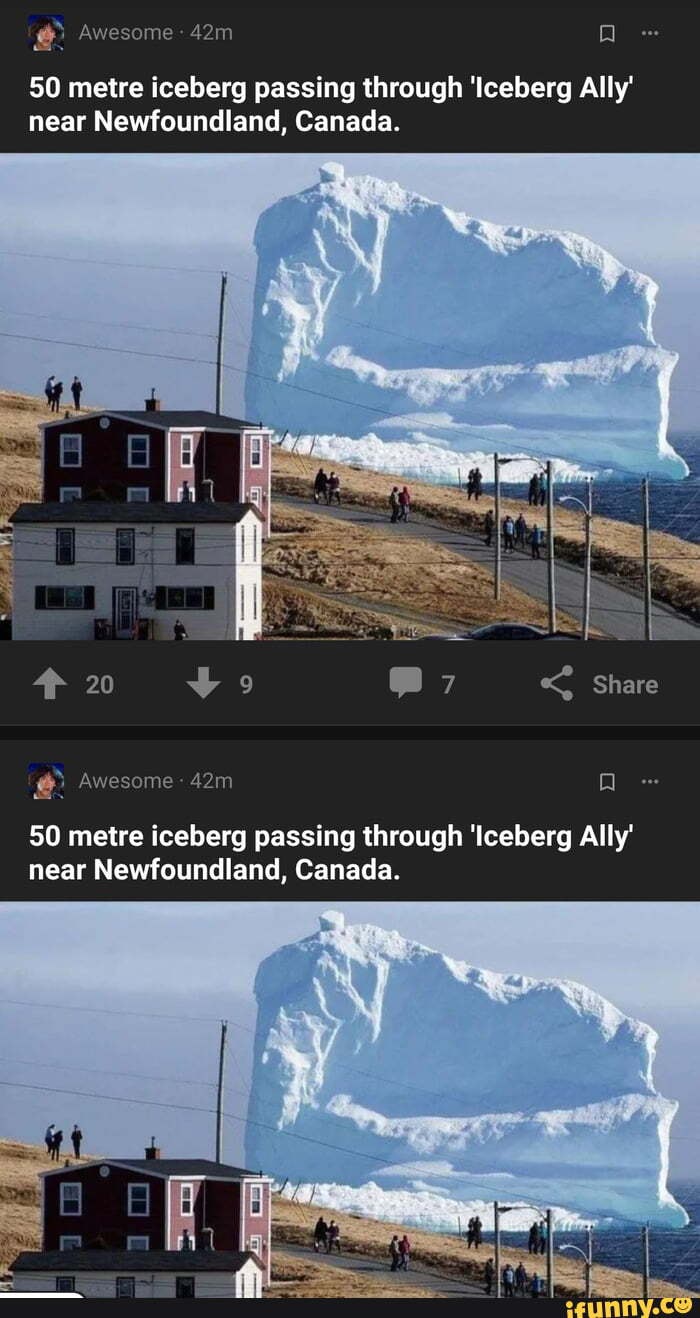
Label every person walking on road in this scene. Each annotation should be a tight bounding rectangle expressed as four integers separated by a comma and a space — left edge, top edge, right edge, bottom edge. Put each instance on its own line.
503, 515, 515, 553
530, 524, 543, 560
313, 1216, 328, 1253
45, 1123, 56, 1154
502, 1264, 515, 1297
327, 472, 341, 505
530, 1271, 542, 1298
398, 486, 411, 522
389, 486, 400, 523
398, 1235, 411, 1270
71, 1125, 83, 1159
515, 1262, 527, 1295
173, 619, 188, 640
483, 509, 495, 548
389, 1235, 400, 1272
327, 1221, 340, 1253
71, 376, 83, 410
515, 513, 527, 549
313, 468, 328, 504
484, 1258, 495, 1295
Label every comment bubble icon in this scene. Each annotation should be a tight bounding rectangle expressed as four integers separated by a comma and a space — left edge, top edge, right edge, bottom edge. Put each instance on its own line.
389, 666, 423, 699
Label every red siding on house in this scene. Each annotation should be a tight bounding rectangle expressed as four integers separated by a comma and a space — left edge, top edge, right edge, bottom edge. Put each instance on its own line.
167, 1178, 204, 1248
199, 1179, 243, 1253
43, 416, 166, 503
241, 1180, 271, 1285
43, 1164, 166, 1251
166, 429, 205, 503
200, 431, 243, 504
240, 432, 271, 537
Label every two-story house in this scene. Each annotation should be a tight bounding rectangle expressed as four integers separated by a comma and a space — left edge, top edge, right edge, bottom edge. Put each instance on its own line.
33, 1149, 272, 1286
40, 401, 272, 537
10, 501, 263, 640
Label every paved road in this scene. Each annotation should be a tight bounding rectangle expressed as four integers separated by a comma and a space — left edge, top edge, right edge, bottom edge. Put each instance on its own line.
280, 1241, 488, 1297
278, 496, 699, 641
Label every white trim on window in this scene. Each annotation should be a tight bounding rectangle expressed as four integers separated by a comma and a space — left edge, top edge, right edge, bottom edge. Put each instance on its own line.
59, 433, 82, 468
127, 487, 150, 502
59, 486, 82, 502
128, 1182, 150, 1216
180, 1183, 193, 1216
249, 486, 262, 509
127, 433, 150, 468
59, 1236, 82, 1251
249, 1235, 262, 1257
249, 434, 263, 467
127, 1236, 149, 1251
250, 1183, 262, 1216
59, 1183, 82, 1216
180, 434, 194, 467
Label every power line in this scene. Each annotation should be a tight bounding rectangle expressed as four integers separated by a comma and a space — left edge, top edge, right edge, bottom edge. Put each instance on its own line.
0, 1054, 217, 1090
0, 307, 216, 340
0, 997, 223, 1024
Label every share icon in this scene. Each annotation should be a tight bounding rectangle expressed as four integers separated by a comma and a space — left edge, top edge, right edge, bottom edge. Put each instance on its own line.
540, 665, 575, 702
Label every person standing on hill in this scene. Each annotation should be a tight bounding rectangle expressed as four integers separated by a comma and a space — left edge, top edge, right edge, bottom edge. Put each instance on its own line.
45, 1122, 56, 1154
528, 473, 539, 506
528, 1221, 540, 1254
472, 1215, 483, 1250
474, 468, 483, 501
45, 375, 56, 407
466, 469, 476, 501
50, 381, 63, 413
71, 376, 83, 411
50, 1129, 63, 1161
71, 1125, 83, 1159
539, 472, 547, 507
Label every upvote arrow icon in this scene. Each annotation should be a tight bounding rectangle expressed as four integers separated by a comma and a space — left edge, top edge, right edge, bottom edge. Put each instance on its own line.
33, 668, 67, 701
186, 666, 221, 699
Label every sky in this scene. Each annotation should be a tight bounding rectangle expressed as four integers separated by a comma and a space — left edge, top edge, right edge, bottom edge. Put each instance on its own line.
0, 900, 698, 1182
0, 152, 698, 429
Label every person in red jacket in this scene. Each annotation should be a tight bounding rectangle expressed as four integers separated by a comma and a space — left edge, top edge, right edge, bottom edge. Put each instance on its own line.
398, 486, 411, 521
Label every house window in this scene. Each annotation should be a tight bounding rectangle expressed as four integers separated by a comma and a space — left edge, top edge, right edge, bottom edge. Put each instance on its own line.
250, 1184, 263, 1216
176, 1277, 195, 1299
250, 435, 263, 467
116, 529, 135, 565
253, 524, 258, 561
128, 1183, 150, 1216
180, 1184, 193, 1216
127, 1236, 149, 1251
177, 1233, 194, 1251
154, 586, 214, 610
59, 486, 82, 502
241, 1272, 247, 1299
59, 1236, 82, 1251
127, 487, 149, 502
56, 1278, 75, 1292
241, 524, 245, 562
128, 434, 150, 467
35, 585, 95, 611
253, 583, 257, 621
249, 1235, 262, 1258
60, 434, 82, 468
254, 1271, 259, 1298
240, 584, 245, 620
175, 528, 195, 565
56, 529, 75, 565
60, 1183, 82, 1216
249, 486, 262, 509
116, 1277, 135, 1299
181, 435, 194, 467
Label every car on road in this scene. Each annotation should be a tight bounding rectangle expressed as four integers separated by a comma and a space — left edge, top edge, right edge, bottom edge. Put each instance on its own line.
420, 623, 577, 640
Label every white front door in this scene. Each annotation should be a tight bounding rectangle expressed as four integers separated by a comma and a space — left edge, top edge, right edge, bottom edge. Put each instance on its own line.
114, 587, 137, 639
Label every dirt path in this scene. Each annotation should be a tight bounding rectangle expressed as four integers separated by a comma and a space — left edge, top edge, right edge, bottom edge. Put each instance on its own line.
278, 1242, 490, 1298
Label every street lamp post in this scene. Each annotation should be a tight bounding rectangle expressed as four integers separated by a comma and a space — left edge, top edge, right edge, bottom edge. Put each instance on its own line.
559, 477, 593, 640
559, 1225, 593, 1299
493, 455, 513, 601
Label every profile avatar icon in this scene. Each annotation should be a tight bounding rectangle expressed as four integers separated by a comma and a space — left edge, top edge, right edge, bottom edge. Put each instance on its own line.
28, 762, 64, 799
28, 14, 64, 51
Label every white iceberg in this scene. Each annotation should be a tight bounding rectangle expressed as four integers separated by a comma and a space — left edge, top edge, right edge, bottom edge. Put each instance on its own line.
245, 913, 688, 1228
246, 163, 687, 480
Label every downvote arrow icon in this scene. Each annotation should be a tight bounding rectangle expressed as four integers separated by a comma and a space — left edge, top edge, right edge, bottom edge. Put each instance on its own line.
33, 668, 67, 701
186, 666, 221, 699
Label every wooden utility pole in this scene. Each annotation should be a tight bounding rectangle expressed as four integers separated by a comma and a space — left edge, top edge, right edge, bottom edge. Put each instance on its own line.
215, 272, 228, 416
584, 1224, 593, 1299
546, 460, 556, 634
642, 477, 653, 640
494, 455, 501, 600
215, 1019, 228, 1163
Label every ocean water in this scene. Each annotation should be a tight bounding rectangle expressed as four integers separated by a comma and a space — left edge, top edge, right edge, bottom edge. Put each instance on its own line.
495, 1183, 700, 1293
493, 434, 700, 547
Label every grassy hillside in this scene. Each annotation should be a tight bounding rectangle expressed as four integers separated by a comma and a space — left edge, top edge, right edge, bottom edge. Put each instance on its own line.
1, 1140, 694, 1299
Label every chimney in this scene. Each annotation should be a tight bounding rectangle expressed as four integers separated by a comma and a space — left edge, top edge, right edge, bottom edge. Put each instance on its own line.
145, 388, 161, 412
200, 1228, 215, 1252
201, 478, 214, 503
145, 1136, 161, 1161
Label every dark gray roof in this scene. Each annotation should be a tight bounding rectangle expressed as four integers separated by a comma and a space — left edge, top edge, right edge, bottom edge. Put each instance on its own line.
113, 1158, 263, 1178
44, 410, 265, 431
11, 502, 262, 525
11, 1251, 260, 1274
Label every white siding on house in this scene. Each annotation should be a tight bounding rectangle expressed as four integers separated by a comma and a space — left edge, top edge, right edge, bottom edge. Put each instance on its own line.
11, 512, 263, 642
13, 1260, 262, 1298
